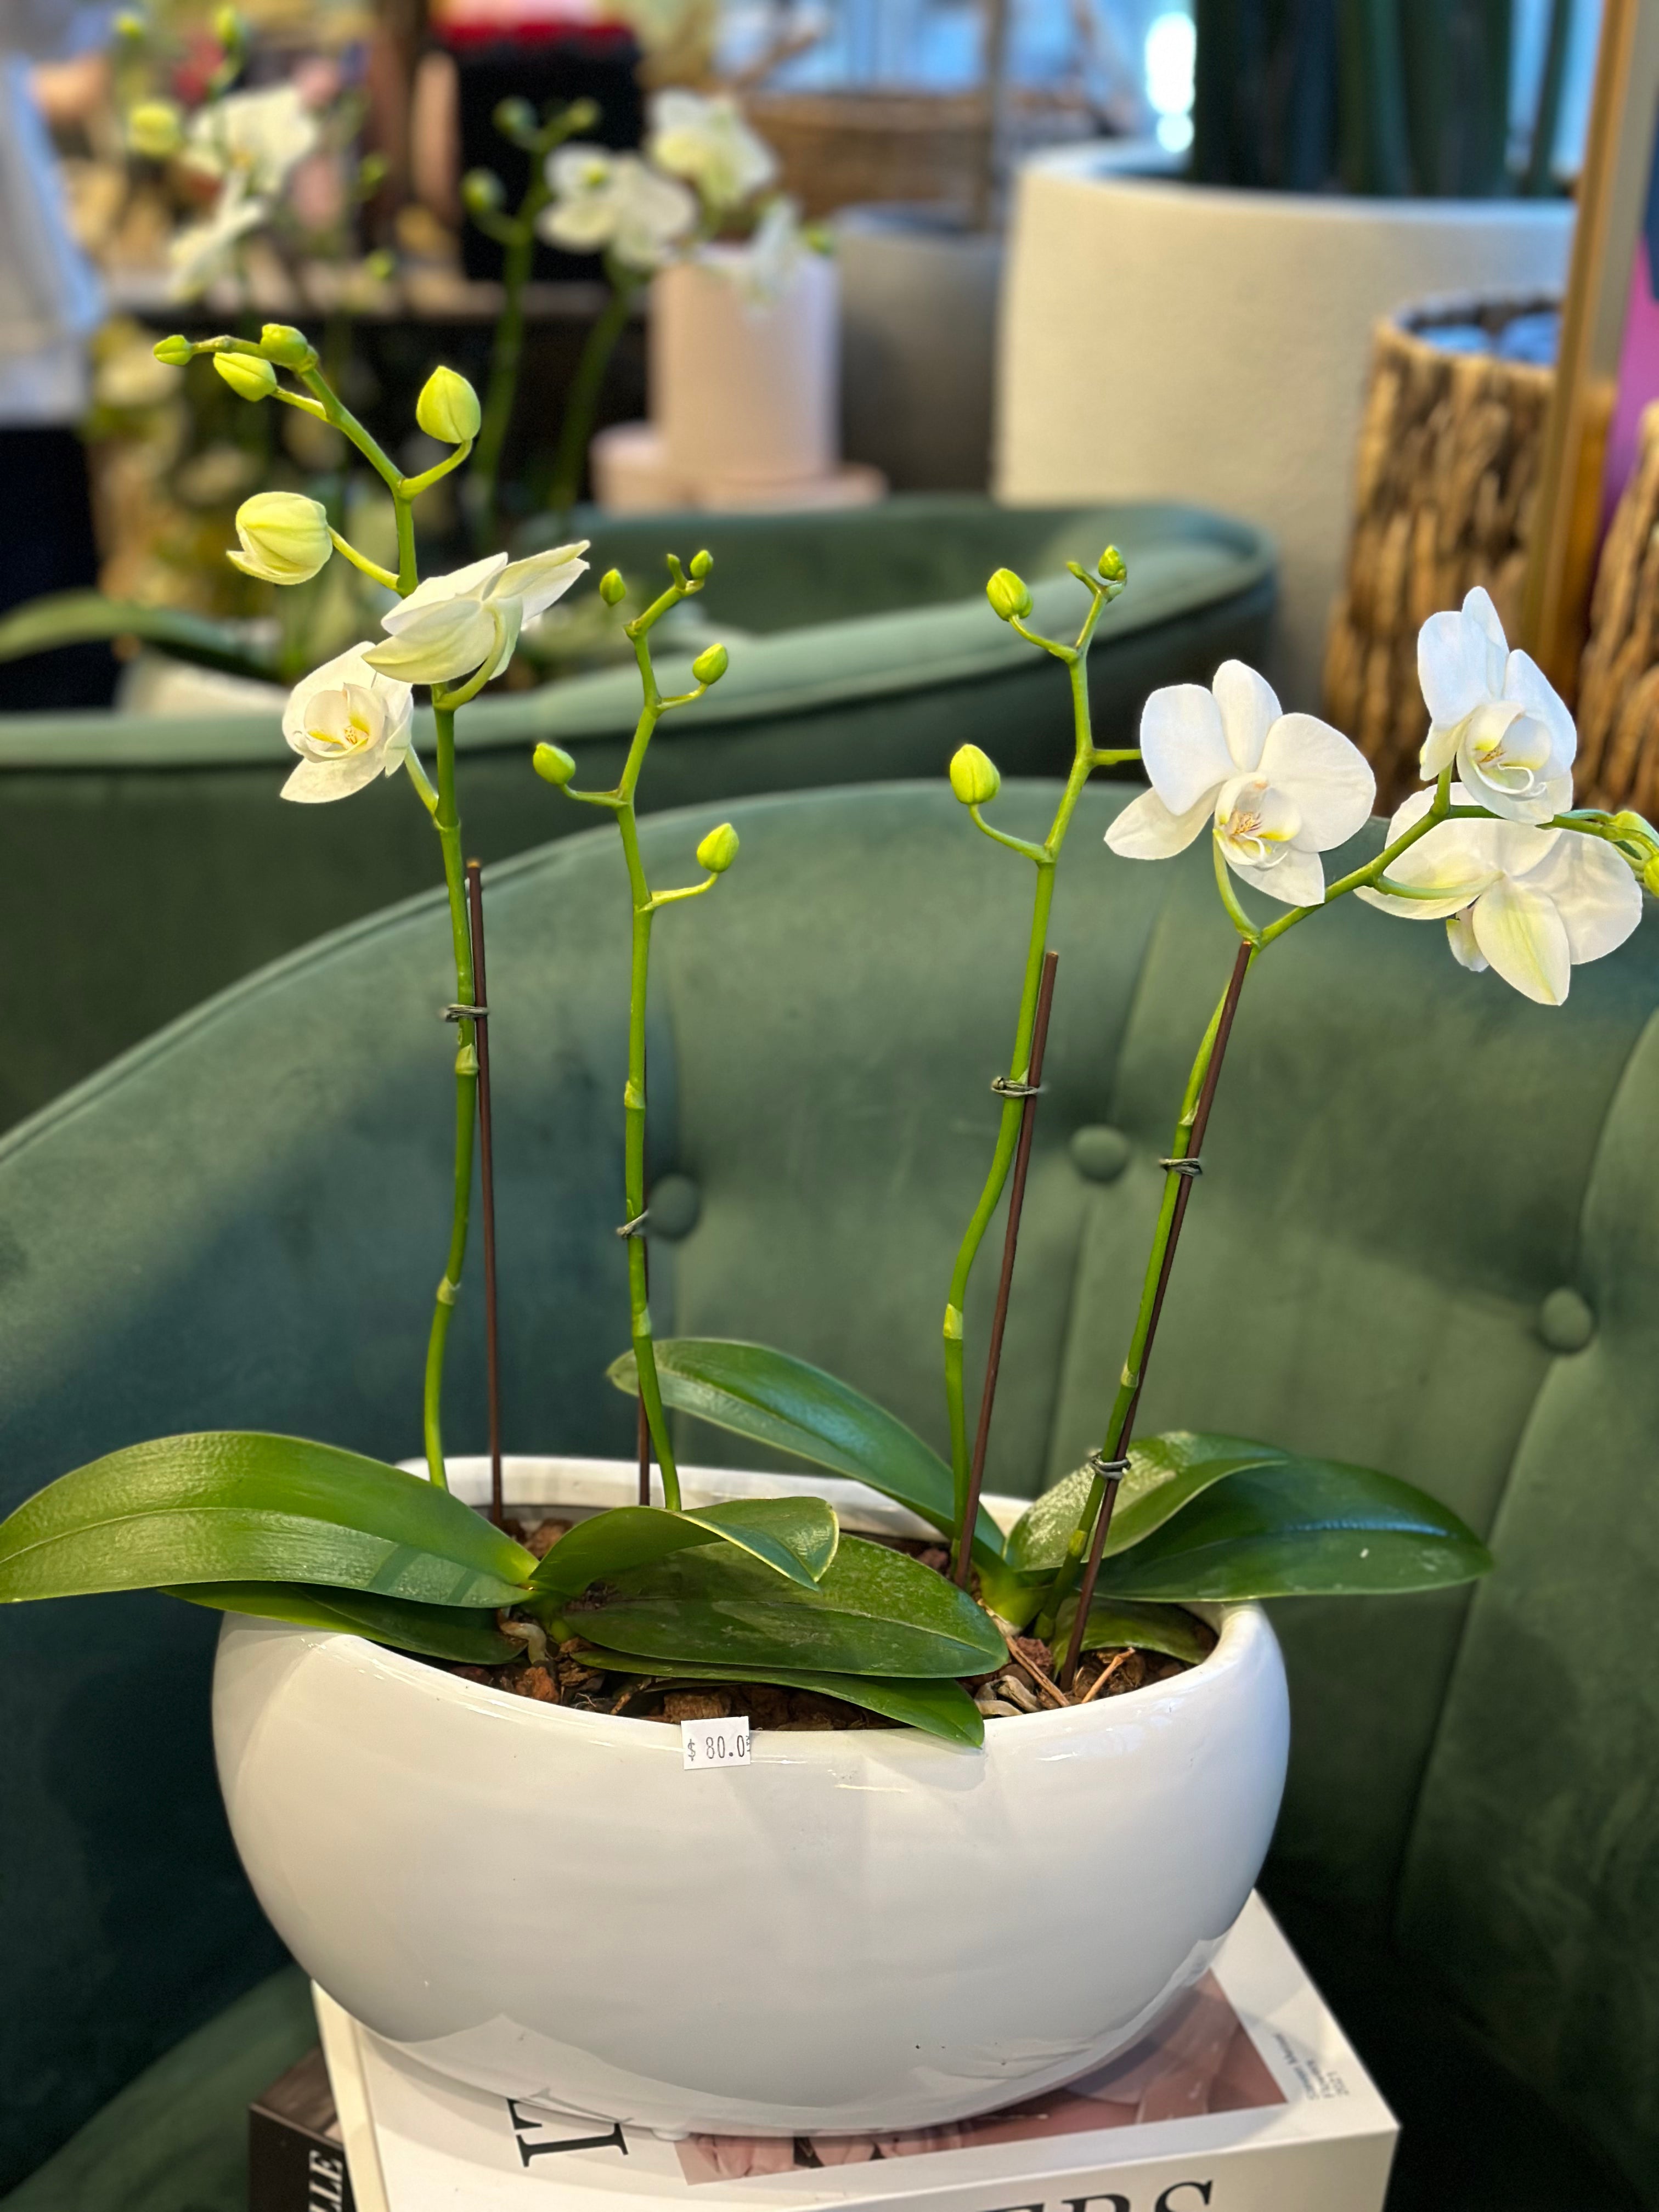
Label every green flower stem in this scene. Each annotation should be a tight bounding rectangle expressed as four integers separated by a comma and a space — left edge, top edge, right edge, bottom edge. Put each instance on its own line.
944, 582, 1130, 1559
417, 704, 479, 1494
328, 531, 398, 591
544, 558, 720, 1510
470, 102, 594, 541
1034, 950, 1250, 1642
546, 275, 637, 533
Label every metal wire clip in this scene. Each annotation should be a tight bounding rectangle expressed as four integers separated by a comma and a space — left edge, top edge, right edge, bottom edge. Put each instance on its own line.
443, 1002, 489, 1023
1084, 1452, 1131, 1482
615, 1210, 650, 1239
1158, 1156, 1203, 1177
991, 1075, 1045, 1100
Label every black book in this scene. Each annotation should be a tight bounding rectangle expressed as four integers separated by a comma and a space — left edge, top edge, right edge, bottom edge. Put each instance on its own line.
250, 2045, 356, 2212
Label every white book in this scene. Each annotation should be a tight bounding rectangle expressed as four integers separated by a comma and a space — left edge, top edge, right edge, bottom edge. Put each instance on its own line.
313, 1894, 1397, 2212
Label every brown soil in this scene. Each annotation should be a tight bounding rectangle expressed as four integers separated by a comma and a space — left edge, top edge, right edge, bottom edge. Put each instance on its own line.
430, 1516, 1211, 1728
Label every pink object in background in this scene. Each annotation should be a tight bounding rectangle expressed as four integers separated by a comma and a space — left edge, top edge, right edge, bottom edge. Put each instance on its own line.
1601, 111, 1659, 529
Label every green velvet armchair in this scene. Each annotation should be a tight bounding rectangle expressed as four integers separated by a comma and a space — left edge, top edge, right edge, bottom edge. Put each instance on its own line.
2, 782, 1655, 2211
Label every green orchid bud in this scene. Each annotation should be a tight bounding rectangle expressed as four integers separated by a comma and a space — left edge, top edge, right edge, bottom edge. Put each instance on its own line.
599, 568, 627, 607
533, 743, 577, 788
1644, 855, 1659, 899
364, 247, 396, 283
563, 97, 600, 135
357, 151, 388, 196
114, 10, 147, 38
126, 98, 183, 158
227, 492, 332, 585
213, 351, 277, 402
259, 324, 315, 370
212, 4, 244, 49
691, 641, 729, 687
949, 743, 1001, 807
986, 568, 1031, 623
461, 168, 505, 218
152, 332, 194, 368
1098, 545, 1127, 585
697, 822, 739, 874
494, 95, 537, 144
415, 365, 481, 445
689, 549, 713, 579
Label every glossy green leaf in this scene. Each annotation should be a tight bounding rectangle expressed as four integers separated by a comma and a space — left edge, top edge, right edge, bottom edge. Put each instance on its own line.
529, 1496, 838, 1602
0, 591, 278, 680
563, 1533, 1008, 1679
576, 1649, 984, 1748
1091, 1460, 1493, 1601
1006, 1433, 1297, 1577
169, 1582, 521, 1664
607, 1339, 1005, 1567
0, 1432, 537, 1607
1048, 1597, 1214, 1668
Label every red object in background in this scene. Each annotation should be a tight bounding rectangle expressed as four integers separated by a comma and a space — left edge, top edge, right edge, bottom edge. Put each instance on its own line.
428, 0, 634, 48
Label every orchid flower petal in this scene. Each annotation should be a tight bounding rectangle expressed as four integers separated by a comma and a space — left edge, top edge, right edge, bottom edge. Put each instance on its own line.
1420, 721, 1459, 780
1104, 785, 1215, 859
384, 552, 509, 629
494, 544, 591, 620
1469, 877, 1572, 1005
1229, 839, 1326, 907
1502, 649, 1578, 778
280, 746, 390, 804
1525, 833, 1644, 965
1211, 661, 1280, 773
1257, 712, 1375, 848
1446, 909, 1488, 971
1139, 683, 1234, 817
1419, 606, 1495, 726
365, 598, 499, 683
1461, 587, 1510, 691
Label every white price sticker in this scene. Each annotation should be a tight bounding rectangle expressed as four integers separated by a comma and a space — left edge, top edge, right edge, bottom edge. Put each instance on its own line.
681, 1718, 752, 1770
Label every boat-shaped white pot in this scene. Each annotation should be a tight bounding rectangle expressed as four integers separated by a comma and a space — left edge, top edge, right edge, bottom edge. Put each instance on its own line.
212, 1458, 1290, 2137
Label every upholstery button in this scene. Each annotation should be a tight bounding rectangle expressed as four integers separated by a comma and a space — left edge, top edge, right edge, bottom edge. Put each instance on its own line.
1538, 1288, 1595, 1353
1070, 1126, 1132, 1183
648, 1173, 701, 1241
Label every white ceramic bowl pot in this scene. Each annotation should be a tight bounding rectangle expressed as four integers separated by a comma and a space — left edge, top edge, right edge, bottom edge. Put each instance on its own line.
212, 1460, 1289, 2137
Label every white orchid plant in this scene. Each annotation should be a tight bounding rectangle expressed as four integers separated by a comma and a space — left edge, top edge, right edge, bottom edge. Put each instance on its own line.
1, 386, 1632, 1738
460, 86, 812, 544
119, 11, 386, 304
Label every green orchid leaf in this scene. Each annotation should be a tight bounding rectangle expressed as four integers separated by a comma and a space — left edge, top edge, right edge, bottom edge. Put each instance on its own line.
1048, 1596, 1214, 1668
1091, 1460, 1493, 1602
1006, 1433, 1297, 1578
608, 1339, 1005, 1567
0, 590, 278, 681
564, 1533, 1008, 1679
974, 1556, 1046, 1630
529, 1496, 838, 1602
0, 1432, 537, 1609
170, 1581, 521, 1664
575, 1649, 984, 1748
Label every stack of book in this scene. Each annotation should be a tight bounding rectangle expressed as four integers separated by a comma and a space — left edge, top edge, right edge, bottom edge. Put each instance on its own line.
250, 1896, 1396, 2212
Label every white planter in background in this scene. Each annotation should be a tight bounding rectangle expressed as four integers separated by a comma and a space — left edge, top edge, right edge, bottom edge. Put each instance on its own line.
996, 150, 1574, 709
212, 1457, 1289, 2138
652, 246, 840, 494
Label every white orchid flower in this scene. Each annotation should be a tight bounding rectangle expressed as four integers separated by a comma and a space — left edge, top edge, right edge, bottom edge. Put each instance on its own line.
1356, 785, 1641, 1005
168, 179, 266, 298
281, 645, 415, 804
1105, 661, 1376, 906
364, 543, 590, 689
538, 148, 695, 275
1417, 588, 1576, 825
183, 82, 320, 198
647, 89, 777, 213
725, 195, 805, 308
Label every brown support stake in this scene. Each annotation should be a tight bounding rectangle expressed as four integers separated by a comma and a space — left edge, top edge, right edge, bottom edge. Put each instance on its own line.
1060, 938, 1254, 1684
465, 860, 504, 1530
955, 949, 1060, 1587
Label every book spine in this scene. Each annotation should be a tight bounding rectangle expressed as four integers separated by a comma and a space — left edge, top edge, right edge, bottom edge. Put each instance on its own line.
249, 2106, 357, 2212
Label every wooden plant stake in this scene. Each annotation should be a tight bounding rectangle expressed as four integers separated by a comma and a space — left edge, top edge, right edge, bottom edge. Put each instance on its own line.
1061, 938, 1253, 1684
465, 860, 504, 1529
955, 948, 1059, 1587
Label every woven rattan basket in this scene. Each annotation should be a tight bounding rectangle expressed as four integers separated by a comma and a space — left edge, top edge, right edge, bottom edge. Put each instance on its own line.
1323, 294, 1558, 809
740, 90, 992, 219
